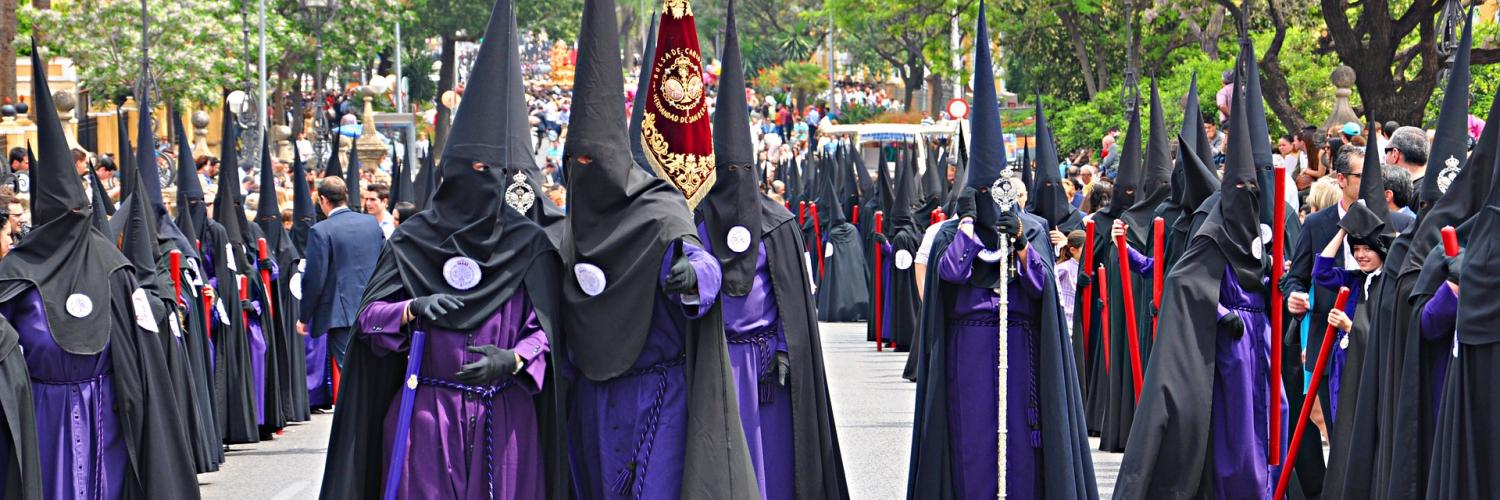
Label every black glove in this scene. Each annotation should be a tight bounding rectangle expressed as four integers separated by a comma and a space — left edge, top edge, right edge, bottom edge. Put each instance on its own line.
996, 210, 1025, 251
665, 255, 697, 294
872, 232, 888, 245
775, 351, 791, 387
1075, 271, 1093, 289
410, 294, 465, 322
1445, 250, 1464, 285
1217, 312, 1245, 339
957, 187, 978, 219
454, 345, 519, 385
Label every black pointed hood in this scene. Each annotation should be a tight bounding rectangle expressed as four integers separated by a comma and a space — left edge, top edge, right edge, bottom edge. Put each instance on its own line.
1238, 36, 1276, 223
892, 145, 918, 226
966, 4, 1008, 248
1134, 78, 1172, 215
172, 109, 206, 242
1405, 16, 1496, 274
213, 114, 249, 259
1175, 134, 1221, 219
393, 143, 416, 208
1215, 64, 1265, 289
413, 149, 434, 211
117, 106, 137, 200
1418, 5, 1474, 215
384, 0, 556, 331
119, 167, 164, 294
1359, 113, 1391, 224
702, 0, 762, 297
563, 0, 699, 380
323, 130, 344, 178
628, 15, 659, 175
1109, 95, 1147, 247
345, 136, 363, 213
134, 85, 166, 217
1032, 95, 1074, 229
87, 167, 113, 233
389, 142, 406, 208
290, 141, 315, 251
255, 131, 284, 251
0, 42, 130, 355
1019, 140, 1033, 200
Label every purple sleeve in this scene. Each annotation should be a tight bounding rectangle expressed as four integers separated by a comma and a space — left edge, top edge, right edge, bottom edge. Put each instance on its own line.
1125, 245, 1154, 275
1312, 255, 1348, 290
1420, 285, 1458, 341
937, 228, 978, 283
658, 241, 721, 319
1017, 247, 1048, 301
511, 304, 550, 393
357, 299, 412, 355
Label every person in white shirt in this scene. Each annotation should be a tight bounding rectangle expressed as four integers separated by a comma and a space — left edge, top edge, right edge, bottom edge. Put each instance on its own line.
361, 182, 395, 238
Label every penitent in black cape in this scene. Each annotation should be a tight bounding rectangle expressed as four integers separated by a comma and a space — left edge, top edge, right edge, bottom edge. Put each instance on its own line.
558, 0, 757, 496
1114, 64, 1276, 499
0, 43, 198, 499
906, 9, 1097, 494
319, 0, 570, 497
1426, 99, 1500, 499
701, 6, 851, 495
814, 157, 870, 322
255, 133, 312, 426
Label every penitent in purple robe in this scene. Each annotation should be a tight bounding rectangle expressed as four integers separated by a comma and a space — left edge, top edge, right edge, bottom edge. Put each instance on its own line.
567, 242, 720, 500
1211, 266, 1289, 499
1420, 284, 1457, 421
358, 288, 550, 500
698, 223, 795, 500
1, 289, 127, 499
936, 230, 1046, 499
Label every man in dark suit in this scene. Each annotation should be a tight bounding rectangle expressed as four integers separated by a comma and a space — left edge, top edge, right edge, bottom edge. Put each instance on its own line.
298, 177, 385, 369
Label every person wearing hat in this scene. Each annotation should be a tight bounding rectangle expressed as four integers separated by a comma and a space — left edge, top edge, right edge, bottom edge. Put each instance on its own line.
1314, 200, 1390, 425
1341, 122, 1362, 143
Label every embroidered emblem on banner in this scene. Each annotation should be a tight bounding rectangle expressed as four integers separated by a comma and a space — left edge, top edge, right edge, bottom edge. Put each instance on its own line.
726, 226, 751, 253
640, 1, 716, 209
444, 257, 482, 290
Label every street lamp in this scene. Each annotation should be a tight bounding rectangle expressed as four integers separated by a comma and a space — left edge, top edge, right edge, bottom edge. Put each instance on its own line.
1436, 0, 1465, 86
300, 0, 338, 172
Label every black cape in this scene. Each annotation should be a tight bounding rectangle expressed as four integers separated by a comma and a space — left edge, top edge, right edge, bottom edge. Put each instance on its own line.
0, 317, 40, 500
906, 219, 1097, 499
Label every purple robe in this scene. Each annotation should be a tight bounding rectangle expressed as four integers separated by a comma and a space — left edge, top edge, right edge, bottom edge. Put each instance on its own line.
1312, 255, 1365, 422
1211, 267, 1289, 499
358, 289, 550, 500
247, 299, 268, 424
1, 289, 127, 499
306, 333, 331, 406
698, 224, 795, 500
566, 242, 721, 500
936, 230, 1046, 499
1420, 284, 1457, 420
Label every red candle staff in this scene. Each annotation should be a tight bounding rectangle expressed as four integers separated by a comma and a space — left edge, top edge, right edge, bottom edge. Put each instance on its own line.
1151, 217, 1164, 339
1081, 220, 1096, 372
169, 250, 183, 307
1269, 165, 1287, 465
812, 205, 824, 279
1274, 287, 1351, 500
257, 239, 275, 322
1442, 226, 1460, 257
1116, 227, 1144, 401
1099, 264, 1111, 374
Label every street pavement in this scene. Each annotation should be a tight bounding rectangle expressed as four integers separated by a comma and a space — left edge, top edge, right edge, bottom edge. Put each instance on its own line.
200, 321, 1122, 499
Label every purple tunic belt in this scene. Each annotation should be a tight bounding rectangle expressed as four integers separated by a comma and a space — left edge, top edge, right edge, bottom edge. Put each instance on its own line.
359, 289, 550, 500
938, 230, 1048, 499
3, 289, 127, 500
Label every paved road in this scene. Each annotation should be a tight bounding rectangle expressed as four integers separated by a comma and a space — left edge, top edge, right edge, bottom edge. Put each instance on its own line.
201, 321, 1122, 499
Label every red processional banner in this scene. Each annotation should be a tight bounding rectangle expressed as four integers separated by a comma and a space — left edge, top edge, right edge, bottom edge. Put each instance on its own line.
641, 0, 716, 209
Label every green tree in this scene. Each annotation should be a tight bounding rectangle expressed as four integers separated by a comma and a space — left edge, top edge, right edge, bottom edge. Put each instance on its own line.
820, 0, 971, 111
